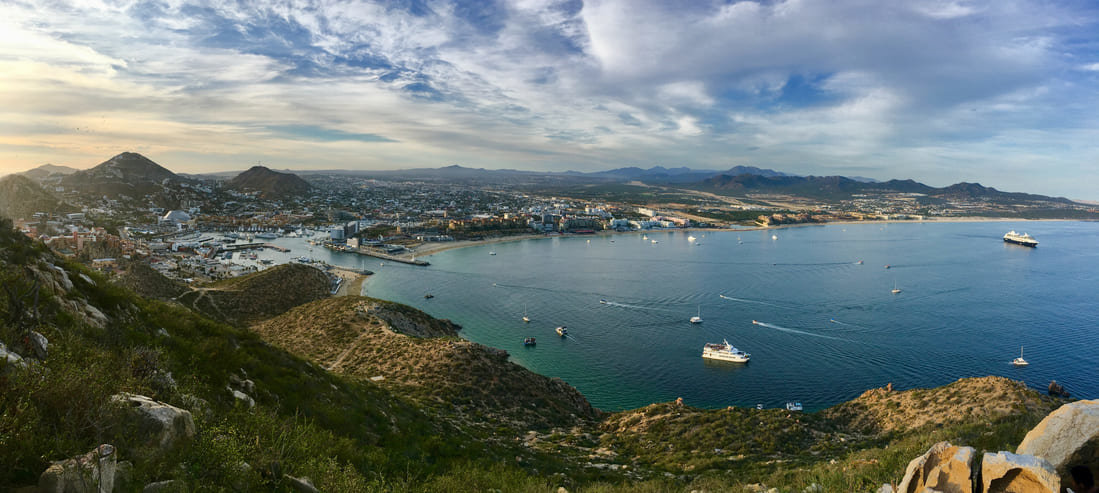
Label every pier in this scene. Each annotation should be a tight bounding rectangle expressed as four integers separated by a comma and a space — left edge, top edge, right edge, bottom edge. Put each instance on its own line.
322, 243, 430, 266
221, 242, 291, 252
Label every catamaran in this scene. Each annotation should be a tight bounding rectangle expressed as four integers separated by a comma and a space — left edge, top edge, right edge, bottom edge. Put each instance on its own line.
1013, 346, 1029, 366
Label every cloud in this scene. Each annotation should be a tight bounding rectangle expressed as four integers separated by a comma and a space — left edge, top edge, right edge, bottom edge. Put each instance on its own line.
0, 0, 1098, 198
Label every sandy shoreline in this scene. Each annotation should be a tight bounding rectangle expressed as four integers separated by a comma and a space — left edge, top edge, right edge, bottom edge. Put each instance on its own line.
329, 267, 369, 296
405, 217, 1065, 259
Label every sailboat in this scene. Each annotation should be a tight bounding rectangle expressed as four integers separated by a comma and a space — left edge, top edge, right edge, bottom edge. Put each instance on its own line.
690, 305, 702, 324
891, 280, 902, 294
1013, 346, 1029, 366
522, 305, 530, 323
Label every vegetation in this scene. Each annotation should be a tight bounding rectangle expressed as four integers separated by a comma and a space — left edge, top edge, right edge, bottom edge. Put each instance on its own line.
0, 218, 1074, 491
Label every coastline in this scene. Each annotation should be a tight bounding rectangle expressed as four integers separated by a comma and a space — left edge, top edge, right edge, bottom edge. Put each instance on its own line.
330, 267, 369, 297
404, 216, 1064, 259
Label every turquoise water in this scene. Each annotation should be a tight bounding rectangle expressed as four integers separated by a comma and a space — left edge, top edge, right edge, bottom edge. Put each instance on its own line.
269, 222, 1099, 411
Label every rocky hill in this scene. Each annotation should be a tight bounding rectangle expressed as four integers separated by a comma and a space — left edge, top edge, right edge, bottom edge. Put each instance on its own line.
60, 152, 187, 199
19, 163, 79, 182
251, 296, 597, 429
227, 166, 312, 198
0, 175, 75, 220
173, 263, 331, 324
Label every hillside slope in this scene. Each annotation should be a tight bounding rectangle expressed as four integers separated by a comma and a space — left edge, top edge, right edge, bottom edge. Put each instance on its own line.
174, 263, 332, 324
251, 296, 597, 429
0, 175, 75, 220
227, 166, 312, 198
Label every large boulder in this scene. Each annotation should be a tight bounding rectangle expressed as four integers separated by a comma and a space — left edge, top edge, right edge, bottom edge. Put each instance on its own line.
1, 342, 27, 372
981, 451, 1059, 493
38, 444, 117, 493
897, 441, 975, 493
1016, 400, 1099, 473
110, 394, 195, 454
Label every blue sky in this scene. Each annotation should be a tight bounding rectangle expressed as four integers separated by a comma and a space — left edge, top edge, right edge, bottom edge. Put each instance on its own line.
1, 0, 1098, 198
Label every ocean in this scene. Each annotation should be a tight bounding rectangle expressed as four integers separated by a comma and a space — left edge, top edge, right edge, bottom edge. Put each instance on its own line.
263, 221, 1099, 411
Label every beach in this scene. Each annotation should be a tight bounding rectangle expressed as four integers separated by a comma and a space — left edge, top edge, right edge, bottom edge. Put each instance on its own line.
329, 267, 370, 296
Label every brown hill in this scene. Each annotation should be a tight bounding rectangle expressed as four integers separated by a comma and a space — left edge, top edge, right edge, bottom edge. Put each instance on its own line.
61, 152, 185, 198
111, 262, 189, 301
251, 296, 597, 429
174, 263, 331, 324
20, 164, 79, 182
822, 376, 1058, 434
227, 166, 312, 198
0, 175, 75, 220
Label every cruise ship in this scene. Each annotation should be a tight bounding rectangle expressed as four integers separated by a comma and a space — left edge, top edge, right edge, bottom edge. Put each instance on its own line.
1003, 231, 1038, 247
701, 339, 750, 363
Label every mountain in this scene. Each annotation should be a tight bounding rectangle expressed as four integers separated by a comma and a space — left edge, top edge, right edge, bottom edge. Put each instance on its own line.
226, 166, 312, 198
19, 164, 79, 182
61, 152, 186, 198
698, 173, 1077, 205
0, 175, 75, 220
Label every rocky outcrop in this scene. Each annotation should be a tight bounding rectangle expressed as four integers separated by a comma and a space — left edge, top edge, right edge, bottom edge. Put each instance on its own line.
1, 341, 27, 371
38, 444, 118, 493
980, 451, 1059, 493
110, 394, 195, 454
897, 441, 975, 493
1016, 400, 1099, 473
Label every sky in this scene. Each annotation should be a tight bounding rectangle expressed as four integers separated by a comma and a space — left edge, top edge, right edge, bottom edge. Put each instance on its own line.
1, 0, 1098, 199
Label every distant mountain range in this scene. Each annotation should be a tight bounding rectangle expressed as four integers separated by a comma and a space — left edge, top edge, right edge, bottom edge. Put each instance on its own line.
699, 174, 1076, 204
576, 165, 792, 184
227, 166, 312, 198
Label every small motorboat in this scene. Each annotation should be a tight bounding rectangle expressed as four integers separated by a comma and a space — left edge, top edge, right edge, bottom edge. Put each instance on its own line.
600, 299, 607, 304
752, 320, 760, 325
489, 251, 497, 255
424, 294, 434, 299
523, 337, 536, 346
856, 260, 863, 265
555, 326, 568, 337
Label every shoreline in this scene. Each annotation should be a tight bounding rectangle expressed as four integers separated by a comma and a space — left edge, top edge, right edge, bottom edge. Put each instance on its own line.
404, 216, 1068, 259
329, 267, 370, 297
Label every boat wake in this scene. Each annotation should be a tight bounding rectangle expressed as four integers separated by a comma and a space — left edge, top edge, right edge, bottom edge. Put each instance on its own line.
719, 294, 787, 309
600, 300, 678, 313
752, 321, 850, 342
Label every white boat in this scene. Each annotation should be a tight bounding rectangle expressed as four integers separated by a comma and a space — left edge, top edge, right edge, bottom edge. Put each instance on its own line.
785, 402, 803, 411
523, 305, 530, 323
256, 232, 279, 239
771, 234, 778, 240
1013, 346, 1029, 366
556, 326, 568, 337
689, 305, 702, 324
1004, 231, 1038, 247
489, 251, 497, 255
701, 339, 750, 363
891, 281, 902, 294
651, 239, 658, 244
688, 235, 696, 242
600, 299, 607, 304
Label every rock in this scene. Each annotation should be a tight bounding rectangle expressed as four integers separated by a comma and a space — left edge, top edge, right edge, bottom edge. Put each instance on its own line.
110, 394, 195, 454
803, 484, 824, 493
29, 331, 48, 359
1, 342, 27, 371
877, 485, 895, 493
557, 487, 569, 493
228, 387, 256, 408
79, 273, 96, 286
285, 475, 319, 493
49, 264, 74, 291
897, 441, 975, 493
1017, 400, 1099, 473
981, 451, 1059, 493
142, 479, 185, 492
38, 444, 116, 493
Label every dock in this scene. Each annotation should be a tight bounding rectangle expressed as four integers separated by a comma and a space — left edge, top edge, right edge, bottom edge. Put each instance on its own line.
322, 243, 430, 266
221, 242, 291, 252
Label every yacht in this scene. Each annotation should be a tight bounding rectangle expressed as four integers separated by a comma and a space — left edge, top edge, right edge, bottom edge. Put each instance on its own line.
555, 326, 568, 337
1004, 231, 1038, 247
256, 232, 279, 239
1013, 346, 1029, 366
785, 402, 803, 412
522, 305, 530, 323
701, 339, 750, 363
689, 305, 702, 324
891, 281, 902, 294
